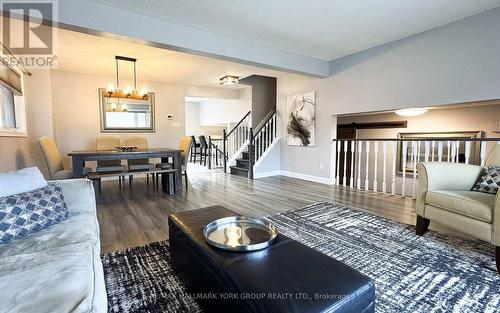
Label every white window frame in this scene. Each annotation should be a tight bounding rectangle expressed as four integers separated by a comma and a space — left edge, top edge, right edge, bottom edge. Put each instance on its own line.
0, 55, 27, 138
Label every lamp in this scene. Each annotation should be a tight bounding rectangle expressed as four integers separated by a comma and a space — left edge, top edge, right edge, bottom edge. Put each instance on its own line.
395, 108, 428, 117
220, 75, 239, 85
105, 56, 149, 100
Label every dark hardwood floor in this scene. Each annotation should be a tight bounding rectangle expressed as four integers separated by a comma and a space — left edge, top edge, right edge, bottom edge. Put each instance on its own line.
97, 164, 462, 253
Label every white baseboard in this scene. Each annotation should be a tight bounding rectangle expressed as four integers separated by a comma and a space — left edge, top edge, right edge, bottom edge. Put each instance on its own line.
280, 170, 333, 185
253, 170, 282, 179
253, 170, 333, 185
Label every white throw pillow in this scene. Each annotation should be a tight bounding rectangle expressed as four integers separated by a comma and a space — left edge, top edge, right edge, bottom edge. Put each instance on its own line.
0, 167, 48, 197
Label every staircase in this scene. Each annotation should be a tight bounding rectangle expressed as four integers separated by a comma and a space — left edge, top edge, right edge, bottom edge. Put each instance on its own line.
224, 110, 278, 179
230, 150, 251, 177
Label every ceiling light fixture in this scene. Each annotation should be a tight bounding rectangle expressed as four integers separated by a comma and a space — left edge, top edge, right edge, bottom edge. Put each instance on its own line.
395, 108, 428, 117
219, 75, 239, 85
105, 56, 148, 100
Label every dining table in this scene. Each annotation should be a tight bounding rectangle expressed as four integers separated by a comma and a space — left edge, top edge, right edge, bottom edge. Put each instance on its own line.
68, 148, 183, 193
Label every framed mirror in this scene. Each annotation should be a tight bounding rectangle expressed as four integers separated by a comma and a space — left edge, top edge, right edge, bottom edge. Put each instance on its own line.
99, 88, 155, 132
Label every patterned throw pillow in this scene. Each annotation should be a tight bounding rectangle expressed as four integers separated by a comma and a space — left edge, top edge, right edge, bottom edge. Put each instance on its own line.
0, 183, 69, 244
472, 165, 500, 195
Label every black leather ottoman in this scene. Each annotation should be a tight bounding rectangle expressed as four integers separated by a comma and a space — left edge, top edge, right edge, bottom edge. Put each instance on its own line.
168, 205, 375, 313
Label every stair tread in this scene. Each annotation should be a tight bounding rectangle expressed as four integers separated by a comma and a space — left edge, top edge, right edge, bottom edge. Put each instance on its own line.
236, 158, 249, 162
230, 166, 249, 171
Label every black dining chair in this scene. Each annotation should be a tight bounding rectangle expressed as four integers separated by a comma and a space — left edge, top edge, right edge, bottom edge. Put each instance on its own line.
198, 135, 209, 166
190, 135, 201, 163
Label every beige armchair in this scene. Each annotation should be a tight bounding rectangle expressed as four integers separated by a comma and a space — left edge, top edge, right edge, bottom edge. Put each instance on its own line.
416, 144, 500, 272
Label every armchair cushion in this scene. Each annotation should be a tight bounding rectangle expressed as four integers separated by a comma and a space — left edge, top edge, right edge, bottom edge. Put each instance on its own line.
471, 165, 500, 195
426, 190, 495, 223
416, 162, 483, 216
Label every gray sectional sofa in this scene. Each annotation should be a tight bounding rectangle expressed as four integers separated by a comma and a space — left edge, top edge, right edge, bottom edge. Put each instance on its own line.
0, 178, 107, 313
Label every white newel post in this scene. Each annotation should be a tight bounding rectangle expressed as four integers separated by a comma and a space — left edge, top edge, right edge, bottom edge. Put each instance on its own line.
451, 141, 457, 163
465, 141, 471, 164
357, 141, 363, 190
424, 141, 430, 162
350, 141, 355, 188
336, 141, 341, 185
343, 141, 348, 186
382, 141, 387, 194
438, 141, 443, 162
391, 141, 396, 195
412, 141, 417, 199
365, 141, 370, 191
480, 141, 487, 167
402, 141, 408, 197
373, 141, 378, 192
431, 141, 435, 162
446, 140, 451, 162
417, 141, 421, 164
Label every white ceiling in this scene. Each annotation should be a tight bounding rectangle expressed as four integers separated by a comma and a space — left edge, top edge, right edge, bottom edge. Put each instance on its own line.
91, 0, 500, 61
56, 29, 287, 88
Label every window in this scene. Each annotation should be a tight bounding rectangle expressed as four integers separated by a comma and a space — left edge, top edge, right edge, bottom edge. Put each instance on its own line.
0, 59, 26, 137
0, 84, 16, 129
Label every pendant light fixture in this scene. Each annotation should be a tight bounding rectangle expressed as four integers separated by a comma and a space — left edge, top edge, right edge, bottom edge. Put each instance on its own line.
105, 55, 148, 100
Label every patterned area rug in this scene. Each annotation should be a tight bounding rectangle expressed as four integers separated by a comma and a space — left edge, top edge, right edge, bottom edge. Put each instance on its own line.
102, 202, 500, 313
102, 242, 202, 313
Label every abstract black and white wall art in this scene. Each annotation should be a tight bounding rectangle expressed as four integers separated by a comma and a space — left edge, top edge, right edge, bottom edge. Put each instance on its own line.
287, 91, 316, 146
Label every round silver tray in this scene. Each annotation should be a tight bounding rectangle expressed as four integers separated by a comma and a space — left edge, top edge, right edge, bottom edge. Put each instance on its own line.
203, 216, 278, 251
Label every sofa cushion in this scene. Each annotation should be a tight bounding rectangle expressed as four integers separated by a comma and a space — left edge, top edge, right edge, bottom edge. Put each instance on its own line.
0, 243, 98, 313
426, 190, 495, 223
57, 178, 97, 216
0, 183, 69, 244
0, 179, 99, 258
472, 165, 500, 195
0, 167, 47, 197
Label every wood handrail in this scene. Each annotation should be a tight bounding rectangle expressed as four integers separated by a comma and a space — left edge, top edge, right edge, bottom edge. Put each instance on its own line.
253, 109, 276, 138
333, 138, 500, 142
226, 111, 251, 138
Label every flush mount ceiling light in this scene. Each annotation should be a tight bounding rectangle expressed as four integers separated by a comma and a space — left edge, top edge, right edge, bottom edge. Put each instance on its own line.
395, 108, 428, 117
220, 75, 239, 85
105, 56, 148, 100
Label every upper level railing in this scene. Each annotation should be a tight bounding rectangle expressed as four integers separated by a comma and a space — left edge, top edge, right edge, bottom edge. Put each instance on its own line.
248, 110, 278, 179
223, 111, 251, 172
332, 137, 500, 198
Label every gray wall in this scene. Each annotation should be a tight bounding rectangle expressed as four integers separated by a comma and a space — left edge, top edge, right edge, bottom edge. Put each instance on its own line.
277, 7, 500, 181
240, 75, 277, 128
